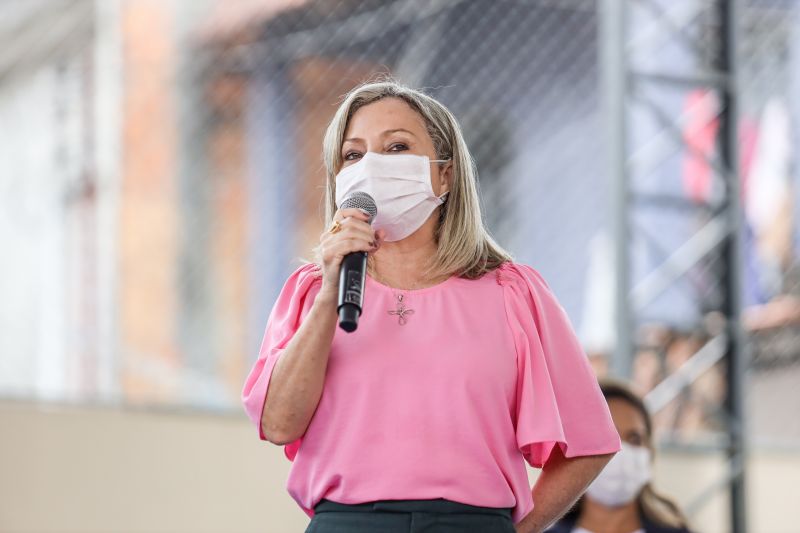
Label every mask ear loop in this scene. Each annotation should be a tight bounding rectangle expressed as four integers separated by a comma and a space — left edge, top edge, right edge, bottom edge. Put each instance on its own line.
430, 158, 452, 203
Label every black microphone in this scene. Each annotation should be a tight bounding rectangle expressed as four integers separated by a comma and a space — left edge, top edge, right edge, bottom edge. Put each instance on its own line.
338, 191, 378, 332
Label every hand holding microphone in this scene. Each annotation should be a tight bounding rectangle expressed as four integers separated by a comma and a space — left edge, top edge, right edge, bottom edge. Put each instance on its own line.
318, 191, 382, 332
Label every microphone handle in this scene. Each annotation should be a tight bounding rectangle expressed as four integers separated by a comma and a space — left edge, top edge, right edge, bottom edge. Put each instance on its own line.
338, 251, 367, 332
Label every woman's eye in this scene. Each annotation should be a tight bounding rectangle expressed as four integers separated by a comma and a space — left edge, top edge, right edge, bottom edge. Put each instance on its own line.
388, 143, 408, 152
343, 152, 362, 161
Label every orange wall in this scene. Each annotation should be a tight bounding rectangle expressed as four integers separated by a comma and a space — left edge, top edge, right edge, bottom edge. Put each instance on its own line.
120, 0, 179, 398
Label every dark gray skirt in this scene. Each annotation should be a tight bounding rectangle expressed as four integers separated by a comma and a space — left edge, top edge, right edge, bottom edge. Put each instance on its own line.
305, 498, 516, 533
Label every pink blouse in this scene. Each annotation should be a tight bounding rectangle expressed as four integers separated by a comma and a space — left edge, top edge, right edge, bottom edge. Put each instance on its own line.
242, 262, 620, 524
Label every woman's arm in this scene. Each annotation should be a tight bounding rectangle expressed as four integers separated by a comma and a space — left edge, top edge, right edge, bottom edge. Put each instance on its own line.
260, 207, 379, 445
260, 293, 339, 444
514, 446, 616, 533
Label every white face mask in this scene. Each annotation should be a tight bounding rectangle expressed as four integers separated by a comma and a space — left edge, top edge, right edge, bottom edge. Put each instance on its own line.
335, 152, 449, 242
584, 442, 652, 508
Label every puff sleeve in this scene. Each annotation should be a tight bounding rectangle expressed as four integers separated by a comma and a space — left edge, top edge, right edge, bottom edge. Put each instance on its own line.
498, 262, 621, 468
241, 263, 322, 450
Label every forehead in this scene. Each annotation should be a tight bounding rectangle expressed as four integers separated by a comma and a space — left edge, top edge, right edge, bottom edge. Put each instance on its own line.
608, 397, 648, 435
344, 97, 428, 138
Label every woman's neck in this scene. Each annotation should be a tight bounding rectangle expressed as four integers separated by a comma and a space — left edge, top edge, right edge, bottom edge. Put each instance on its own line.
576, 499, 642, 533
369, 222, 442, 289
370, 246, 438, 289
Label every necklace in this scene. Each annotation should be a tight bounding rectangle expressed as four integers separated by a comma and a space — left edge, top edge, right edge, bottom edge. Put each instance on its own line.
369, 269, 451, 326
369, 270, 428, 326
388, 293, 415, 325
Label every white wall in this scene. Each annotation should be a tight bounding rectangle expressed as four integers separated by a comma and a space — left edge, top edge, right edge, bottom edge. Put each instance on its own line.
0, 401, 308, 533
1, 400, 798, 533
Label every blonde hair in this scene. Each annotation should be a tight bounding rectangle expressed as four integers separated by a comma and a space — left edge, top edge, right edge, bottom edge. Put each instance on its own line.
319, 79, 512, 280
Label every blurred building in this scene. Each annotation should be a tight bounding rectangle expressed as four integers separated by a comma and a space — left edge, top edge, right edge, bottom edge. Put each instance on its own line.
0, 0, 799, 463
1, 1, 800, 532
0, 0, 114, 401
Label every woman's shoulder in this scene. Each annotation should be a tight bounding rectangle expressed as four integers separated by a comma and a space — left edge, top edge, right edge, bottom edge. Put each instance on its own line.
544, 518, 692, 533
541, 516, 577, 533
288, 261, 323, 282
277, 262, 323, 297
494, 261, 549, 285
491, 261, 554, 296
266, 263, 324, 322
646, 526, 693, 533
489, 261, 576, 334
642, 518, 694, 533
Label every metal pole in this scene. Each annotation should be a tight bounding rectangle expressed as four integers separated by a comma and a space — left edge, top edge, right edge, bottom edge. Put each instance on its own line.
602, 0, 633, 379
718, 0, 748, 531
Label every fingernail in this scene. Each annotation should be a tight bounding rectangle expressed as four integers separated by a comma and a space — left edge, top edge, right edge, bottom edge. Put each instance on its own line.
358, 208, 371, 217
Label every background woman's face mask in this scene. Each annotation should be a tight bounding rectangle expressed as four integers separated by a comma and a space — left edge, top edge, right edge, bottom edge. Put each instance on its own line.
335, 152, 449, 242
584, 442, 652, 507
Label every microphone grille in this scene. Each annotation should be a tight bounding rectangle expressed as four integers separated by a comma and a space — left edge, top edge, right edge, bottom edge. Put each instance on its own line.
340, 191, 377, 223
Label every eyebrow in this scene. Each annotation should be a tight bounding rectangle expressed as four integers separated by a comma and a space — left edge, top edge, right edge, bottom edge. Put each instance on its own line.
624, 430, 645, 439
343, 128, 418, 144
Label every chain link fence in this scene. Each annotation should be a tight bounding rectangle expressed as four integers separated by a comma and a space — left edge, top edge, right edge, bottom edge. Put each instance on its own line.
622, 0, 800, 453
738, 0, 800, 451
0, 0, 799, 458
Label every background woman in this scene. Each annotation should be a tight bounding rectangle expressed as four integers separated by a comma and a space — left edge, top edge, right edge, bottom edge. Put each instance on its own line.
545, 380, 693, 533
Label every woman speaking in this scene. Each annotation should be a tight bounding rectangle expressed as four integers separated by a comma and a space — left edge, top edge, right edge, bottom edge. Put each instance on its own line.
242, 80, 621, 533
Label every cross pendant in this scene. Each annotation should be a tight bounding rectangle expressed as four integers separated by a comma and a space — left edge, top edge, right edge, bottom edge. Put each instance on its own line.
388, 293, 415, 325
